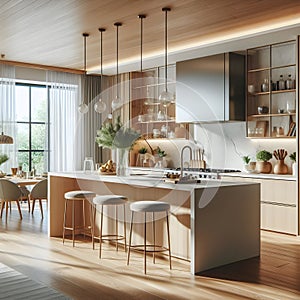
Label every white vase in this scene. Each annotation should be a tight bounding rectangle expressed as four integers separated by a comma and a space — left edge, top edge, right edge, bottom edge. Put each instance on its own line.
292, 162, 297, 176
116, 148, 129, 176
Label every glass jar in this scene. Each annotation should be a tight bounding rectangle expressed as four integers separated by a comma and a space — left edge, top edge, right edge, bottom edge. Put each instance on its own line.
83, 157, 94, 174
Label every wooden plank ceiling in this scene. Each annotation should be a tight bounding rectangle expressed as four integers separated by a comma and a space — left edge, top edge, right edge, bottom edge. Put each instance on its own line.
0, 0, 300, 74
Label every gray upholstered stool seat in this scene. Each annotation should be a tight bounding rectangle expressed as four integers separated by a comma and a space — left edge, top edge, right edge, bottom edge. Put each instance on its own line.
63, 190, 96, 247
92, 195, 128, 258
130, 201, 170, 213
127, 200, 172, 274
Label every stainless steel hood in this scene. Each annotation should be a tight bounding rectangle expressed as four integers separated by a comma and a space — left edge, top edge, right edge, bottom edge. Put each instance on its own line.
176, 52, 245, 123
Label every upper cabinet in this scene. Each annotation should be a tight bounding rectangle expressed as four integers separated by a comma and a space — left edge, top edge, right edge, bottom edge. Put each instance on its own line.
130, 65, 188, 139
246, 40, 297, 138
176, 53, 245, 123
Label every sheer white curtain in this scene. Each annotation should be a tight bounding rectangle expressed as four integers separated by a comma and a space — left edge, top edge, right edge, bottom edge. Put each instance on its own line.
47, 71, 84, 171
0, 64, 17, 173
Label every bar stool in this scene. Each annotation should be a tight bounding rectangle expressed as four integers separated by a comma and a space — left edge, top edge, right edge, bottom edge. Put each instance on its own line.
127, 201, 171, 274
63, 190, 96, 247
92, 195, 127, 258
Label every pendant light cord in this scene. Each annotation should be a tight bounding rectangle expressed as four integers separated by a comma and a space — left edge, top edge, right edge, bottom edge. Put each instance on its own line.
114, 22, 122, 99
82, 33, 89, 104
138, 15, 146, 72
162, 7, 170, 92
99, 28, 105, 93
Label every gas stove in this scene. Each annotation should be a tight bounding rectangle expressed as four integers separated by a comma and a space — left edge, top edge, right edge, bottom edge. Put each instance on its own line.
166, 168, 241, 180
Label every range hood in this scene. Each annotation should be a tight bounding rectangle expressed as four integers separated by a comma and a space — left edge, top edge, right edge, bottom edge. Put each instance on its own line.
176, 52, 245, 123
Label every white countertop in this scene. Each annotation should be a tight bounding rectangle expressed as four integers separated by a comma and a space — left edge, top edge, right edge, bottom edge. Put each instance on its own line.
221, 172, 296, 181
49, 171, 257, 192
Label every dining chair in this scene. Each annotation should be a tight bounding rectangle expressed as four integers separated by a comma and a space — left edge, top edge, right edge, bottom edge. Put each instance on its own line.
0, 179, 23, 221
30, 179, 47, 219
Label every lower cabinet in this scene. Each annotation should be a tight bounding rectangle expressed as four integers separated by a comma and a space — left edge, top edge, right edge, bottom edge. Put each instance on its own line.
222, 176, 298, 235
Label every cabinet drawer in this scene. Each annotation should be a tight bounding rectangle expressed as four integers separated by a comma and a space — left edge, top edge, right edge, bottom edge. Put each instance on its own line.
261, 203, 297, 235
261, 180, 296, 205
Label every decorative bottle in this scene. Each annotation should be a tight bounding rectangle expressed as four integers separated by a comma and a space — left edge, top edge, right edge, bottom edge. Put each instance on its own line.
278, 75, 285, 90
285, 74, 294, 90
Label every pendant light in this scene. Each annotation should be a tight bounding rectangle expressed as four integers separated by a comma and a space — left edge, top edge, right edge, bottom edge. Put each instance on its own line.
159, 7, 173, 107
94, 28, 107, 113
78, 32, 89, 114
111, 22, 122, 111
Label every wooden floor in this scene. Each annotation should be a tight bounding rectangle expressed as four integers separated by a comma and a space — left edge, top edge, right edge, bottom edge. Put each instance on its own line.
1, 202, 300, 300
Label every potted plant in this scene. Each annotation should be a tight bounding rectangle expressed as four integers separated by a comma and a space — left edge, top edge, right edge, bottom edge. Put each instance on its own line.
242, 155, 256, 173
96, 116, 140, 176
154, 147, 168, 168
256, 150, 272, 173
289, 151, 297, 176
0, 154, 9, 177
136, 147, 148, 167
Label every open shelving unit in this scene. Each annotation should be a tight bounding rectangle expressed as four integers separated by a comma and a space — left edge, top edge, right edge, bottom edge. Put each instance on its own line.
246, 40, 297, 138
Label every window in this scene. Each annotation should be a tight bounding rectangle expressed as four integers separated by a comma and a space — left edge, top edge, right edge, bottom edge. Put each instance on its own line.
15, 83, 49, 174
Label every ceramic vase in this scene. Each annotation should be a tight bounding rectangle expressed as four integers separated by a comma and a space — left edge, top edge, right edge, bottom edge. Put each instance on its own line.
292, 162, 297, 176
256, 161, 272, 174
273, 160, 288, 175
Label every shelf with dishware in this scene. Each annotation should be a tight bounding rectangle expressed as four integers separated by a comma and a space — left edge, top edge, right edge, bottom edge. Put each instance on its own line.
130, 65, 189, 140
246, 40, 297, 138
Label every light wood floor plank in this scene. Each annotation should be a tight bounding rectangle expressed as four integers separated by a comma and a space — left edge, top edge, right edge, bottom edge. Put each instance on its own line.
1, 204, 300, 300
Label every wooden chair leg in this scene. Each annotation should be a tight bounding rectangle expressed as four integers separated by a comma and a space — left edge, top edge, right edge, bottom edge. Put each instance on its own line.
0, 201, 5, 218
39, 199, 44, 219
153, 212, 156, 264
31, 199, 35, 214
5, 201, 9, 222
16, 200, 23, 220
27, 197, 31, 212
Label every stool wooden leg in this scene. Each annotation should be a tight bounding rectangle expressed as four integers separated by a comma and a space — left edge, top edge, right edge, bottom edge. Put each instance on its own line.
144, 212, 147, 274
72, 200, 75, 247
5, 201, 9, 222
99, 205, 103, 258
127, 211, 134, 265
62, 199, 67, 244
31, 199, 35, 214
0, 201, 4, 218
123, 204, 127, 253
82, 200, 86, 239
92, 204, 95, 250
152, 212, 155, 264
166, 212, 172, 270
116, 206, 118, 251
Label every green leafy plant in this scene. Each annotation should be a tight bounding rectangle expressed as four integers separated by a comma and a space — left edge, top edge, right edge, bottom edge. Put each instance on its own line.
138, 147, 148, 154
242, 155, 251, 164
289, 152, 296, 162
0, 154, 9, 166
155, 146, 167, 158
95, 116, 140, 149
256, 150, 272, 162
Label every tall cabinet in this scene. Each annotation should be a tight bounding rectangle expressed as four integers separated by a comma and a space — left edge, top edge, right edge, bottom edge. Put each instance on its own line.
246, 40, 297, 138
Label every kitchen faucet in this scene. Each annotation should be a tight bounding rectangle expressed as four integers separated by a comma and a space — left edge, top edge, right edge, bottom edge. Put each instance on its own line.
180, 145, 193, 178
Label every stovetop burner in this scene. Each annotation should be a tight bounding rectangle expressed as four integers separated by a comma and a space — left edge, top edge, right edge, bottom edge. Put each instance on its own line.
183, 168, 241, 173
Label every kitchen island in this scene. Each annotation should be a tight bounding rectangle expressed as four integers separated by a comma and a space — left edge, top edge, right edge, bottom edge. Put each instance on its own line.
48, 171, 260, 274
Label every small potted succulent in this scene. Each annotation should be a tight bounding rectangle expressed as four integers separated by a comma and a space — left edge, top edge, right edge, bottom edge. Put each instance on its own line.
136, 147, 148, 167
256, 150, 272, 173
154, 146, 168, 168
289, 152, 297, 176
242, 155, 256, 173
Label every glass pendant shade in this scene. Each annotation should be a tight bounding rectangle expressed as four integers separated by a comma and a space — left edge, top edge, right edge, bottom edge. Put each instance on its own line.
159, 90, 173, 107
94, 98, 106, 113
111, 96, 121, 111
78, 102, 89, 114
